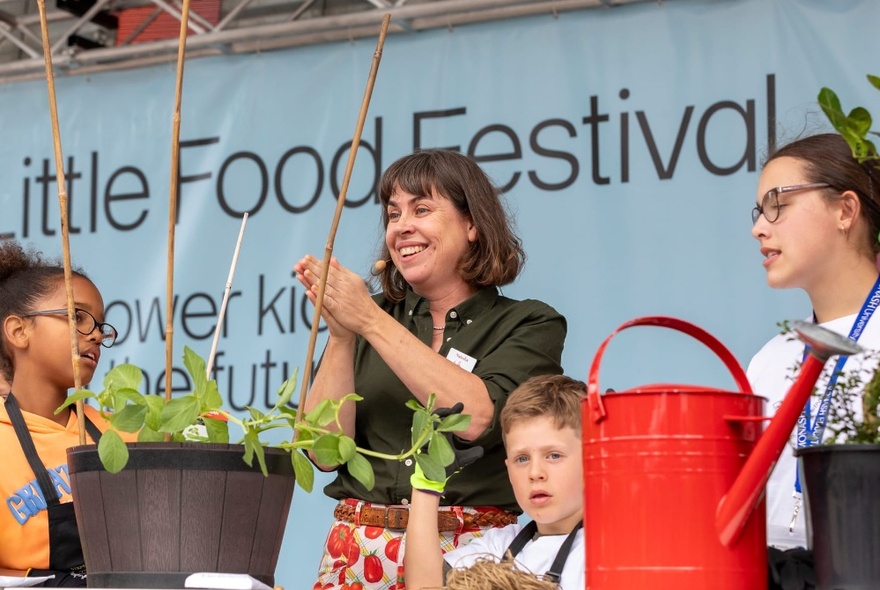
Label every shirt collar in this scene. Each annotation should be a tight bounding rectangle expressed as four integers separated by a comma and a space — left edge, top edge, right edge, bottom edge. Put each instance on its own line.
404, 286, 499, 328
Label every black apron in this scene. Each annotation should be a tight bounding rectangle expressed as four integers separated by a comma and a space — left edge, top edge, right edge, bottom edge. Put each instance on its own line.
505, 519, 583, 585
6, 392, 102, 588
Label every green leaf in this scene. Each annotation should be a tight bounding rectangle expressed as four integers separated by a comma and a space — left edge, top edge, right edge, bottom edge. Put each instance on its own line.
338, 393, 363, 405
337, 435, 356, 463
818, 87, 849, 133
143, 395, 165, 431
428, 433, 455, 467
293, 426, 314, 443
203, 417, 230, 443
159, 396, 201, 433
437, 413, 471, 433
183, 346, 209, 398
251, 442, 268, 477
202, 380, 223, 412
405, 399, 424, 412
115, 387, 146, 405
312, 434, 343, 466
867, 74, 880, 92
847, 107, 873, 137
275, 371, 298, 409
291, 450, 315, 493
411, 409, 430, 448
137, 426, 164, 442
346, 452, 375, 491
247, 406, 267, 422
243, 430, 268, 476
415, 452, 445, 483
110, 404, 147, 433
56, 389, 96, 413
304, 400, 337, 428
97, 430, 129, 474
104, 364, 144, 392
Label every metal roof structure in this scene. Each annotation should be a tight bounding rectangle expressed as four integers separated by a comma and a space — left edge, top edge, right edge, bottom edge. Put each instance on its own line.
0, 0, 654, 84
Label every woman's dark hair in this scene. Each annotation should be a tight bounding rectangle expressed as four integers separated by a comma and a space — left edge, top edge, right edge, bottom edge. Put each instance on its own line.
376, 150, 525, 302
766, 133, 880, 254
0, 240, 87, 379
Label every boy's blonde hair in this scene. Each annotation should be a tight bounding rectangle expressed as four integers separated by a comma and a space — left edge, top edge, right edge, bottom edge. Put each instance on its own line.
500, 374, 586, 442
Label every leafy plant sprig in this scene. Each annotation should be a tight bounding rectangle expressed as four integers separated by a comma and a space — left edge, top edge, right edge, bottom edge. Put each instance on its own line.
58, 346, 471, 493
781, 328, 880, 444
818, 75, 880, 164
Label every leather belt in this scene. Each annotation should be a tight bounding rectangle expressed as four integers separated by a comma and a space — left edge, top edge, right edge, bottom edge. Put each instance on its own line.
333, 503, 518, 532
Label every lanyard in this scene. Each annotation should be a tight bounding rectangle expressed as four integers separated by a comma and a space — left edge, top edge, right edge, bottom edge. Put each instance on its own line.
789, 275, 880, 529
795, 275, 880, 459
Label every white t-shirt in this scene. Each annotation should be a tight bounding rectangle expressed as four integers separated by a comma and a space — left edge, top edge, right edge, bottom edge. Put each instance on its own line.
747, 313, 880, 549
443, 523, 585, 590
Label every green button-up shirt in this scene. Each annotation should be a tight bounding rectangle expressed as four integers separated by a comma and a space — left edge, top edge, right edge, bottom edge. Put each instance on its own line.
323, 286, 567, 511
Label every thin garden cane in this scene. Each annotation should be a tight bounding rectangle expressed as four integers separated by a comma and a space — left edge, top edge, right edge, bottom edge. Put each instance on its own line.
165, 0, 193, 417
36, 0, 86, 444
295, 14, 392, 427
206, 213, 249, 378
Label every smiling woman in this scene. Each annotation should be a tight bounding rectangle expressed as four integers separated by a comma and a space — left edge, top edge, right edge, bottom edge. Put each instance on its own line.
0, 240, 134, 586
293, 149, 567, 590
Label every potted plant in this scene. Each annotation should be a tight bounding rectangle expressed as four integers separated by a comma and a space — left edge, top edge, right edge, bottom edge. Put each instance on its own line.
791, 349, 880, 590
59, 346, 468, 589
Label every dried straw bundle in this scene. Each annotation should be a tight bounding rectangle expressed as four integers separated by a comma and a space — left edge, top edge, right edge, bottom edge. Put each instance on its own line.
444, 554, 560, 590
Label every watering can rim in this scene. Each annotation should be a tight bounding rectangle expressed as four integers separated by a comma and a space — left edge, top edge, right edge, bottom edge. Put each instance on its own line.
587, 316, 754, 425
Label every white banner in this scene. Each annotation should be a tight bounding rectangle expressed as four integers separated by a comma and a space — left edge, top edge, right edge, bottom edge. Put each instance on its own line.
1, 0, 878, 586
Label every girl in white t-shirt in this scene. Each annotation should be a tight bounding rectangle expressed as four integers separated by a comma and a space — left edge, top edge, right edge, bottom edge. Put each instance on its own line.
747, 133, 880, 552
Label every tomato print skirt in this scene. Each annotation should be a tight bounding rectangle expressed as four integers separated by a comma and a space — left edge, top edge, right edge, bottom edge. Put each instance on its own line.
312, 499, 517, 590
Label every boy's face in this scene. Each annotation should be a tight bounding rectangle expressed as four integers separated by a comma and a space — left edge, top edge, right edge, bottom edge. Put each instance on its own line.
504, 415, 583, 535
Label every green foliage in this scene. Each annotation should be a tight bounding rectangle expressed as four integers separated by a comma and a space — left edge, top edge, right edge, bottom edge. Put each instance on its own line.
57, 347, 471, 493
818, 77, 880, 164
781, 328, 880, 444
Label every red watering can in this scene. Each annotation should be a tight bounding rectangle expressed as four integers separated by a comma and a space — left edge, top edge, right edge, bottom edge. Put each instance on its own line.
582, 316, 862, 590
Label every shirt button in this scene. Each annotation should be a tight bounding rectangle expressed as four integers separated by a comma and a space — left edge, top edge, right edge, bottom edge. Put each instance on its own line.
466, 319, 472, 325
408, 309, 413, 316
405, 459, 413, 466
401, 498, 409, 506
450, 311, 458, 319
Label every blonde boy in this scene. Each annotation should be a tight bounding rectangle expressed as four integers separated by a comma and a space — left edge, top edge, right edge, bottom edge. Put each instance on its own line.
405, 374, 586, 589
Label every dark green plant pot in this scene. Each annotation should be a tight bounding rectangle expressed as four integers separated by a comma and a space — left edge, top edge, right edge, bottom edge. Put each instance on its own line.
795, 444, 880, 590
67, 442, 295, 589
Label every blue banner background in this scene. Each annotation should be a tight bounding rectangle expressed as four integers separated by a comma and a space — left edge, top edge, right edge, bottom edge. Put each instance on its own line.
1, 0, 878, 586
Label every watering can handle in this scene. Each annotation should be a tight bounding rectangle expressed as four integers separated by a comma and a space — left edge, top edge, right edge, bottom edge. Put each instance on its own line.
587, 316, 753, 423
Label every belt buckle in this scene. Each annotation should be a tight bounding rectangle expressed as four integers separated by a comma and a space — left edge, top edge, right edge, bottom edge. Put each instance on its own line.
384, 506, 408, 530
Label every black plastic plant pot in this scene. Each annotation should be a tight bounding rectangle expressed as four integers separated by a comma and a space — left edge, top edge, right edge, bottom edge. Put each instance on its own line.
795, 444, 880, 590
67, 442, 295, 589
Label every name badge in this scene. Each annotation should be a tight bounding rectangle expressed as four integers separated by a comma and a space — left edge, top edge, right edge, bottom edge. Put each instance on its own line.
446, 348, 477, 373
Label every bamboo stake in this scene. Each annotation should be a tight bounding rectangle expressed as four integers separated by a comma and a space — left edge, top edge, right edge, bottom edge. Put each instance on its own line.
206, 213, 248, 378
295, 14, 391, 423
36, 0, 86, 445
165, 0, 193, 411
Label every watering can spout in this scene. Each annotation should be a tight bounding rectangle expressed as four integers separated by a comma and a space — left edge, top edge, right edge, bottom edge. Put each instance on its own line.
715, 320, 865, 547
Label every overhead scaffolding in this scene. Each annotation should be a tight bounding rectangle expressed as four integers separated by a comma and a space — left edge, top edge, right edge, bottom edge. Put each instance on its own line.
0, 0, 653, 84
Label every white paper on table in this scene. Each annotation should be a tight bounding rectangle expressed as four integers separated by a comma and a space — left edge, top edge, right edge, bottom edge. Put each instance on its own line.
184, 572, 272, 590
0, 575, 55, 587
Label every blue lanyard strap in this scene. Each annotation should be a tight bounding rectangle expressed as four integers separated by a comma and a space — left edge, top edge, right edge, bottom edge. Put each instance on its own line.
793, 275, 880, 494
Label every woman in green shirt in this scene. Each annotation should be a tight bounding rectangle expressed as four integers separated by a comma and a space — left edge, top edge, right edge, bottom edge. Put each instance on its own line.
295, 149, 567, 590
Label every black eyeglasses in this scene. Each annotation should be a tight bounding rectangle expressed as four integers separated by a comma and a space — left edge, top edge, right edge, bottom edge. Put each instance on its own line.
751, 183, 831, 225
20, 308, 118, 348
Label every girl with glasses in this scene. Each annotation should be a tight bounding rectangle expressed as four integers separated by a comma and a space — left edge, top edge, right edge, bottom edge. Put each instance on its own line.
0, 240, 131, 586
748, 133, 880, 582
